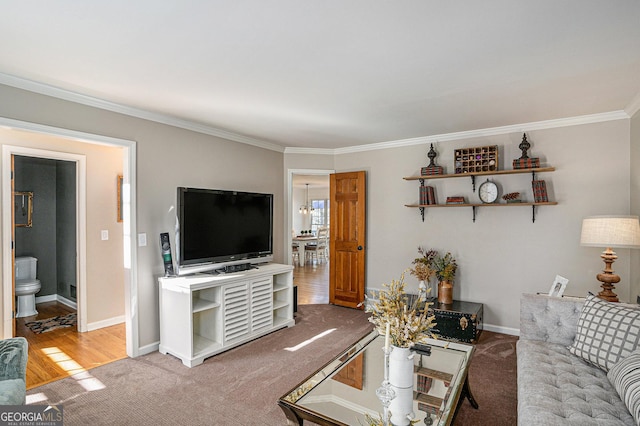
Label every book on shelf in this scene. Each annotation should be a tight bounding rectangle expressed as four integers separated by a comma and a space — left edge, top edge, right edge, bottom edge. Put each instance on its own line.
513, 158, 540, 169
419, 186, 436, 205
446, 196, 466, 204
421, 165, 444, 176
532, 180, 549, 202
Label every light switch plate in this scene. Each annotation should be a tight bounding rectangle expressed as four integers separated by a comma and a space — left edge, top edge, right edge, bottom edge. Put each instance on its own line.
101, 230, 109, 241
138, 233, 147, 247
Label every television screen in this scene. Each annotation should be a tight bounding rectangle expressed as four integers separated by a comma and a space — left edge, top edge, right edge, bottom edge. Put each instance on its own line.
177, 187, 273, 273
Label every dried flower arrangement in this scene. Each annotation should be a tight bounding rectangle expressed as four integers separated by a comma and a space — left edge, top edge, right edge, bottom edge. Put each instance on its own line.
410, 246, 437, 282
363, 271, 436, 349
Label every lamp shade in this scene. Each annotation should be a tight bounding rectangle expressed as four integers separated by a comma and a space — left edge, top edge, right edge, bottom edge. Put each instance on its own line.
580, 215, 640, 248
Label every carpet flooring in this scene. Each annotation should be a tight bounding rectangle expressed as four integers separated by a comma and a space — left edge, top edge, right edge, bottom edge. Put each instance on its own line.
27, 304, 517, 425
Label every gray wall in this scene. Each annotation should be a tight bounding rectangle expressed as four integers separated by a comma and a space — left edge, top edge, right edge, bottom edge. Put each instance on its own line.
56, 160, 77, 300
287, 119, 634, 332
1, 80, 638, 350
14, 156, 76, 301
0, 83, 284, 350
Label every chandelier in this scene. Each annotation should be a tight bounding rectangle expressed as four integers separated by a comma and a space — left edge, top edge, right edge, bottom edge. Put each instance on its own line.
299, 183, 315, 214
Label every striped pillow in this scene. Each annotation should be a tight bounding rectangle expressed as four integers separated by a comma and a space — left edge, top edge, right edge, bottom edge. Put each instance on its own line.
607, 350, 640, 425
568, 294, 640, 371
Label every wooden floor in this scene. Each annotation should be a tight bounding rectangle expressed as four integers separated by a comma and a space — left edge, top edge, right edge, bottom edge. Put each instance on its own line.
16, 301, 127, 390
293, 258, 329, 304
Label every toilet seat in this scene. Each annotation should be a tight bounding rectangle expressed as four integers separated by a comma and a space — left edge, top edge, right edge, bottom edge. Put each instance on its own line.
15, 279, 41, 295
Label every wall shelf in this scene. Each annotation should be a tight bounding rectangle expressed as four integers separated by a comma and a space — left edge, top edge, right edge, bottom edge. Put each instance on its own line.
405, 167, 557, 222
404, 167, 555, 191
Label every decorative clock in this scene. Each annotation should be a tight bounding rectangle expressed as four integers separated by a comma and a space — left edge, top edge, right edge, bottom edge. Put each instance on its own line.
478, 179, 498, 204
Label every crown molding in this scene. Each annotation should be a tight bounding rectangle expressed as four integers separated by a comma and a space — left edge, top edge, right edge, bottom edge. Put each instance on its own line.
0, 72, 631, 156
0, 72, 285, 153
625, 91, 640, 118
297, 110, 629, 156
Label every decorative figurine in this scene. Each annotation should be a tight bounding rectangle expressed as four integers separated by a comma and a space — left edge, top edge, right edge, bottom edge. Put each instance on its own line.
518, 134, 531, 159
421, 144, 444, 176
427, 143, 437, 167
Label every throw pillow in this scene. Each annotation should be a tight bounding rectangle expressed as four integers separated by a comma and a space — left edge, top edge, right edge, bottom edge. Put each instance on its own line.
568, 294, 640, 371
608, 350, 640, 425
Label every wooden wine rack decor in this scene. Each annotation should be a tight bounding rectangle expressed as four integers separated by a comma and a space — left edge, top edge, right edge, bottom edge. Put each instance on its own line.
454, 145, 498, 174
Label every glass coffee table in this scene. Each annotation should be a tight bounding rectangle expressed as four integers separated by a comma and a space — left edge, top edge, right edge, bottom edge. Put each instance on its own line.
279, 330, 477, 425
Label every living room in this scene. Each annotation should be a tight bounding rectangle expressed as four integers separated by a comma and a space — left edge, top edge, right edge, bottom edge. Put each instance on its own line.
0, 2, 640, 424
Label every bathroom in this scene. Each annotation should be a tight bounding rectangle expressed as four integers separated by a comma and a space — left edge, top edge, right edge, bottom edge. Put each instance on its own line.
14, 155, 77, 323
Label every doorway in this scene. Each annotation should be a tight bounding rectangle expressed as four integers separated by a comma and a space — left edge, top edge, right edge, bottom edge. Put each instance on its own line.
1, 118, 139, 360
13, 155, 78, 318
289, 170, 333, 305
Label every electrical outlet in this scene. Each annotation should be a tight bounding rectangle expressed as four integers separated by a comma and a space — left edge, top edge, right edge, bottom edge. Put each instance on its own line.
138, 233, 147, 247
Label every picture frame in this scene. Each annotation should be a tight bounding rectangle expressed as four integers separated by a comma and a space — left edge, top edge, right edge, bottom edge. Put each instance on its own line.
117, 175, 123, 223
14, 191, 33, 228
548, 275, 569, 297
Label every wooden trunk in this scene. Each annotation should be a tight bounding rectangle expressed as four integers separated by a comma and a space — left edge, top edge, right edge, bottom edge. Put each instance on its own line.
431, 300, 483, 344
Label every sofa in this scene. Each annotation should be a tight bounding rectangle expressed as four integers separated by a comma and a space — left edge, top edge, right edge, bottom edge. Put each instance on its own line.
518, 293, 640, 425
0, 337, 28, 405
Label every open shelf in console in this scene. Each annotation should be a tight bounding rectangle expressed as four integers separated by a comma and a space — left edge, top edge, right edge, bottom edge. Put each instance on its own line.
192, 287, 221, 313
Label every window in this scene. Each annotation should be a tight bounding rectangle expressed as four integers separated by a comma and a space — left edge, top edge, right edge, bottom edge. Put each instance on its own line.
310, 199, 329, 234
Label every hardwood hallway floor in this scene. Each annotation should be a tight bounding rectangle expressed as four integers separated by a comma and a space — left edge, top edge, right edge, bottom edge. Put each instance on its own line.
16, 301, 127, 389
293, 259, 329, 305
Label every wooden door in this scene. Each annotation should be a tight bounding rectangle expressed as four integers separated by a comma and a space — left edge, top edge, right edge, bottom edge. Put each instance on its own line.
329, 171, 366, 309
10, 155, 16, 335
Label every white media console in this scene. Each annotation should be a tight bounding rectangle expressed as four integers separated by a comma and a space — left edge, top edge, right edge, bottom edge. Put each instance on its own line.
158, 263, 294, 367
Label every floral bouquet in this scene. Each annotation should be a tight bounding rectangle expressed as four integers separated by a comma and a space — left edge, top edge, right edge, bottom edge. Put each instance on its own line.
432, 252, 457, 282
363, 271, 436, 348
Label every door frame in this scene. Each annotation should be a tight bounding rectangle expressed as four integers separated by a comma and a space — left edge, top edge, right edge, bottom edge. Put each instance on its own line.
6, 147, 86, 332
0, 117, 139, 358
286, 169, 334, 265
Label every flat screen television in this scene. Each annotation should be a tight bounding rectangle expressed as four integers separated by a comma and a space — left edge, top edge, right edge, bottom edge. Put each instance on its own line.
176, 187, 274, 275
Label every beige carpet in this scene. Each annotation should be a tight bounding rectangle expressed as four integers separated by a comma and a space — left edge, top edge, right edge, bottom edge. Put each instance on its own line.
27, 304, 517, 425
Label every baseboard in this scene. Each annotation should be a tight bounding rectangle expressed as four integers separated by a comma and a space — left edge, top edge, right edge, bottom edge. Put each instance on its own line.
35, 294, 77, 309
138, 342, 160, 356
56, 295, 77, 310
35, 294, 57, 304
484, 323, 520, 336
87, 315, 125, 331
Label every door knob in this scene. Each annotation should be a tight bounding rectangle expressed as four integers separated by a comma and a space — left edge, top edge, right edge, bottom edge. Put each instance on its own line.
357, 246, 363, 250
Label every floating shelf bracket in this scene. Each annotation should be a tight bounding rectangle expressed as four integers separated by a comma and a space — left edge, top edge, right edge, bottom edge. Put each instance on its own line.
471, 175, 476, 192
532, 205, 536, 223
472, 206, 477, 222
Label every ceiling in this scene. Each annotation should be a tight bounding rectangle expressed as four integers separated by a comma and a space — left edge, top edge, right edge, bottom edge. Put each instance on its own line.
1, 1, 639, 151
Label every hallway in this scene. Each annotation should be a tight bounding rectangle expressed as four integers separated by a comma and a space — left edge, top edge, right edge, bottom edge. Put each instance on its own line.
293, 260, 329, 305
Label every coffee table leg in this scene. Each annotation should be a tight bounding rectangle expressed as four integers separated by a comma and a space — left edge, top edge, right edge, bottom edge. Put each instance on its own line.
278, 402, 304, 425
462, 376, 479, 409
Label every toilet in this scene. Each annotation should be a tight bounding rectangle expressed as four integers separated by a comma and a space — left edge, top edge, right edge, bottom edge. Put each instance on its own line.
15, 256, 41, 318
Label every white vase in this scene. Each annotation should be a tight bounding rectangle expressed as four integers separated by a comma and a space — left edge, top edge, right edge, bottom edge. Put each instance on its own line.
388, 345, 414, 388
389, 385, 414, 426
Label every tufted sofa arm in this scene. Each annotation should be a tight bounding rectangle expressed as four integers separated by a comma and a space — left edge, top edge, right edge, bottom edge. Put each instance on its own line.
0, 337, 28, 405
519, 293, 584, 346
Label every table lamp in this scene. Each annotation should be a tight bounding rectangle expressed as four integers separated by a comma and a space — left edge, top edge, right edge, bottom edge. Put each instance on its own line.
580, 215, 640, 302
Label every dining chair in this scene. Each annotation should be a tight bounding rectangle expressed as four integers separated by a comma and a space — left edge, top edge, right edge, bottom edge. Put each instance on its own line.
305, 227, 329, 264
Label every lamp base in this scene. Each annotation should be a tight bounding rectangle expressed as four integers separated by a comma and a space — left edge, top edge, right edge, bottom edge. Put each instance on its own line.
597, 283, 619, 302
596, 248, 620, 303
